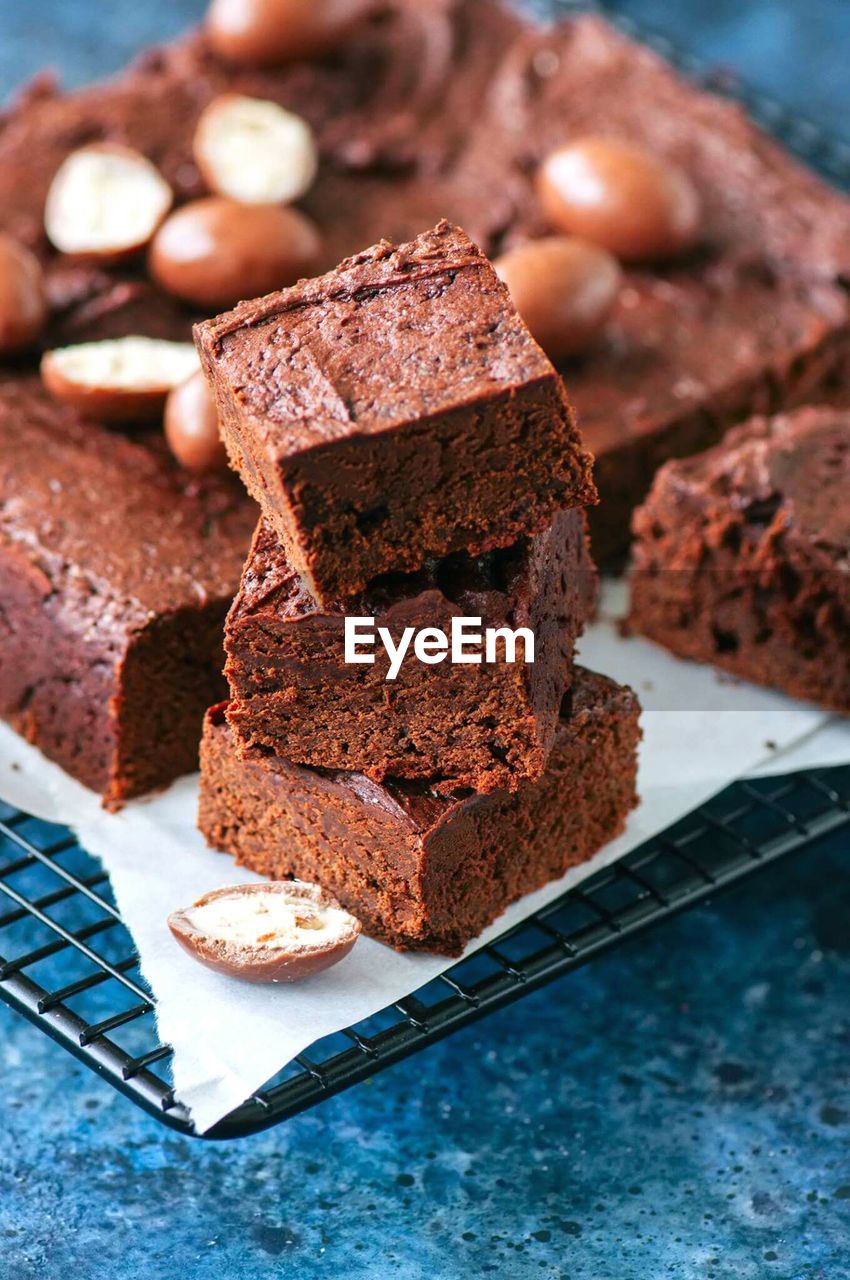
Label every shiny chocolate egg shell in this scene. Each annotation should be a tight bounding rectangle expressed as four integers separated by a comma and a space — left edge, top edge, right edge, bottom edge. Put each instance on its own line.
495, 235, 622, 358
165, 370, 228, 473
537, 136, 701, 263
149, 196, 321, 310
206, 0, 377, 67
168, 881, 362, 983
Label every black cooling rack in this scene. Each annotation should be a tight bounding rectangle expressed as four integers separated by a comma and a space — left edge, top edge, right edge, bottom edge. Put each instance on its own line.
3, 4, 850, 1138
1, 766, 849, 1139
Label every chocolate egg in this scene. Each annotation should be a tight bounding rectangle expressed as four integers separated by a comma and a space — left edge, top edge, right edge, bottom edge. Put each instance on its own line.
206, 0, 377, 66
536, 137, 701, 263
41, 336, 199, 424
495, 236, 622, 359
165, 370, 228, 472
194, 94, 318, 205
149, 197, 321, 309
44, 143, 173, 261
167, 881, 362, 983
0, 233, 47, 354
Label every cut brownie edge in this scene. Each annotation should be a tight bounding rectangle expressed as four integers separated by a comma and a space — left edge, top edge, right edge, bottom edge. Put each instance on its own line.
2, 598, 233, 810
586, 294, 850, 565
198, 668, 641, 956
223, 509, 598, 792
628, 405, 850, 713
0, 378, 256, 807
108, 604, 235, 809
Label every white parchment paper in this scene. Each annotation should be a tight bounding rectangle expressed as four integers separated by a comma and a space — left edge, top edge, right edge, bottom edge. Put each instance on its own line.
2, 581, 848, 1132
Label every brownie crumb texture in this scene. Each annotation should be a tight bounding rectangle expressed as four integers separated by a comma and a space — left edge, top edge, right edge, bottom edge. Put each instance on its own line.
629, 406, 850, 713
222, 509, 598, 793
199, 670, 641, 955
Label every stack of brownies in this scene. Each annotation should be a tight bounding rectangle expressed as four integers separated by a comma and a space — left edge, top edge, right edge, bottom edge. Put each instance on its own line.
193, 221, 641, 956
4, 6, 850, 817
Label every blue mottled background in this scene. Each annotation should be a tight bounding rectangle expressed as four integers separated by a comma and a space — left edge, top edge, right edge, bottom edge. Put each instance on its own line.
1, 4, 850, 1278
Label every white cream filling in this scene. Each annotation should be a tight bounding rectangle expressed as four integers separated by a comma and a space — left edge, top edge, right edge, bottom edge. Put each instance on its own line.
45, 146, 173, 254
186, 889, 356, 953
46, 337, 199, 391
196, 95, 318, 205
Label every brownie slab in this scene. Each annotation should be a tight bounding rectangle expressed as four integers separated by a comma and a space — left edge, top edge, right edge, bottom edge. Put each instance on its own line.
224, 508, 596, 793
0, 2, 522, 341
198, 668, 641, 956
628, 406, 850, 713
4, 10, 850, 564
457, 15, 850, 561
0, 377, 256, 807
195, 221, 596, 604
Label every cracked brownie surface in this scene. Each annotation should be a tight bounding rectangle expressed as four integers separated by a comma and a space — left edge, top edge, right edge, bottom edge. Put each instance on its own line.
3, 6, 848, 560
196, 222, 595, 602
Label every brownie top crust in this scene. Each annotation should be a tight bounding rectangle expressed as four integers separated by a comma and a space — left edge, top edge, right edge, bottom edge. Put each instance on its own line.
194, 221, 558, 454
209, 667, 638, 832
1, 6, 848, 483
2, 3, 849, 571
457, 16, 850, 464
3, 8, 846, 282
653, 406, 850, 567
2, 8, 848, 353
0, 376, 255, 618
0, 1, 522, 345
560, 267, 845, 462
0, 2, 518, 254
465, 15, 850, 281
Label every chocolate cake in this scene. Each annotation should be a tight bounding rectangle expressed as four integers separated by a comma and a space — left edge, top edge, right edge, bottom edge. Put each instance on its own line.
0, 377, 255, 806
224, 509, 596, 793
628, 405, 850, 714
198, 668, 641, 955
195, 222, 595, 603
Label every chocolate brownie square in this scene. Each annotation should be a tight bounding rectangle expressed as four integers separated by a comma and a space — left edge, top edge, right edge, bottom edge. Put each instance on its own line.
0, 377, 255, 807
195, 221, 596, 605
198, 668, 641, 956
628, 405, 850, 713
224, 508, 596, 794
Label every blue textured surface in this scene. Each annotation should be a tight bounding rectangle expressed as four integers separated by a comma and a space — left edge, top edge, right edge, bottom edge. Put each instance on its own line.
2, 4, 850, 1278
2, 0, 850, 139
2, 833, 849, 1279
